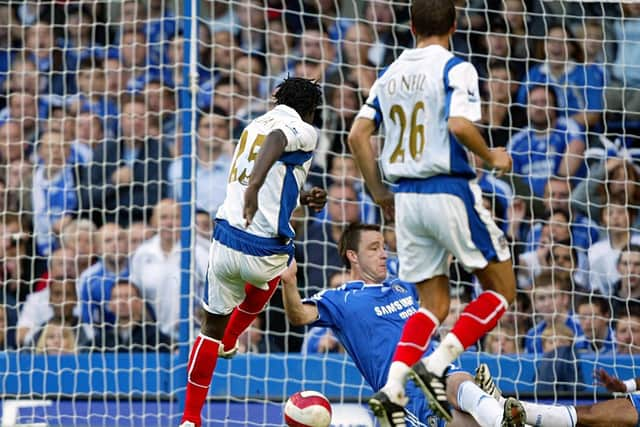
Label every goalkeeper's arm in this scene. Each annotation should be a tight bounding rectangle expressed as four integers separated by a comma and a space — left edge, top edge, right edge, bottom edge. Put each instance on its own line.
281, 260, 319, 326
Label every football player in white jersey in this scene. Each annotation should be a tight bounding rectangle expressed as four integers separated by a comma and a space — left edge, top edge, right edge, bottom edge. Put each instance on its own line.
180, 77, 326, 427
348, 1, 516, 426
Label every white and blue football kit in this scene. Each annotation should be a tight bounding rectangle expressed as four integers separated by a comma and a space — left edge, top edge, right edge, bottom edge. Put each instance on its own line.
356, 45, 510, 283
303, 279, 461, 427
205, 105, 318, 315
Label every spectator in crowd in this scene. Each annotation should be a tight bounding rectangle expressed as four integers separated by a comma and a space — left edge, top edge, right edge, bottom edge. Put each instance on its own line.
500, 0, 529, 61
0, 121, 30, 165
322, 81, 362, 158
32, 131, 80, 256
483, 323, 519, 354
69, 57, 118, 140
82, 94, 170, 226
127, 222, 153, 256
615, 305, 640, 355
207, 77, 243, 120
139, 76, 176, 146
210, 29, 238, 83
540, 322, 575, 355
34, 322, 77, 355
1, 92, 41, 144
0, 303, 11, 350
0, 2, 19, 94
574, 294, 615, 353
296, 27, 336, 83
610, 245, 640, 315
16, 247, 77, 347
24, 21, 66, 95
517, 23, 604, 130
78, 223, 129, 325
93, 280, 171, 352
234, 53, 269, 124
295, 182, 358, 291
263, 17, 295, 95
237, 314, 281, 354
119, 25, 156, 84
571, 157, 640, 228
363, 0, 412, 67
4, 57, 43, 96
476, 18, 526, 79
194, 208, 213, 253
169, 107, 232, 218
606, 3, 640, 128
59, 219, 97, 277
234, 0, 267, 54
333, 22, 377, 97
524, 271, 583, 354
577, 20, 606, 66
0, 160, 33, 218
29, 278, 92, 348
480, 61, 526, 149
588, 201, 640, 296
508, 86, 586, 198
73, 111, 105, 153
130, 199, 208, 339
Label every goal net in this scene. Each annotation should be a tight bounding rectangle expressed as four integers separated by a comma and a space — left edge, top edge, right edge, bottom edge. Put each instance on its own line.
0, 0, 638, 426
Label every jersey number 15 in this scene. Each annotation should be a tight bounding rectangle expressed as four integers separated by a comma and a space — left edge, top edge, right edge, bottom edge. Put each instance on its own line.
228, 130, 266, 184
389, 102, 426, 164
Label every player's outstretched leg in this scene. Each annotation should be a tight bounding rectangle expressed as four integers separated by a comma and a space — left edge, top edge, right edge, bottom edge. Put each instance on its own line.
180, 312, 230, 427
220, 276, 280, 357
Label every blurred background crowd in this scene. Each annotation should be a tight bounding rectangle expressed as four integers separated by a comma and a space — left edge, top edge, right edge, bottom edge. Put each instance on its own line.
0, 0, 638, 383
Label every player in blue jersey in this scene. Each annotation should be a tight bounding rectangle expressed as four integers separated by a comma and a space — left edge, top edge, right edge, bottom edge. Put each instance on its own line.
180, 77, 327, 427
282, 223, 526, 427
476, 364, 640, 427
348, 0, 516, 425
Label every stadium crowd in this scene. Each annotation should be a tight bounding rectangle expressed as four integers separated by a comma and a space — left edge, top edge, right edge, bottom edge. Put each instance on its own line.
0, 0, 638, 386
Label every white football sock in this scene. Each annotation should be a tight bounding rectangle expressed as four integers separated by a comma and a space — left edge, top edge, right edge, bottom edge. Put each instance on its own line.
382, 361, 410, 405
457, 380, 504, 427
425, 333, 464, 376
520, 402, 577, 427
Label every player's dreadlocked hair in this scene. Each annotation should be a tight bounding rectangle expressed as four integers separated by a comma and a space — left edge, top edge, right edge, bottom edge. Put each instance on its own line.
273, 77, 322, 119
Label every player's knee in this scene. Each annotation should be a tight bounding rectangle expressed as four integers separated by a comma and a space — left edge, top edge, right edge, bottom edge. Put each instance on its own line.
201, 311, 231, 340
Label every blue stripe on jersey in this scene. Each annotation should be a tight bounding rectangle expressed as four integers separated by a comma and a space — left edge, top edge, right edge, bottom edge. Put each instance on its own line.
277, 165, 299, 239
368, 96, 383, 129
213, 219, 294, 257
279, 150, 313, 165
202, 264, 210, 306
443, 56, 475, 179
628, 393, 640, 427
394, 175, 498, 262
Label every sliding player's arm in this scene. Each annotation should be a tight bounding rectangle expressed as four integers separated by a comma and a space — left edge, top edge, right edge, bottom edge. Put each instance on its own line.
597, 369, 640, 393
243, 129, 287, 227
281, 260, 319, 326
348, 118, 394, 219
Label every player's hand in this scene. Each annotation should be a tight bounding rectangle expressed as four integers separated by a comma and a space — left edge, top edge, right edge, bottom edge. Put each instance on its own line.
301, 187, 327, 211
596, 369, 626, 393
243, 185, 259, 228
280, 260, 298, 288
373, 189, 395, 222
488, 147, 512, 176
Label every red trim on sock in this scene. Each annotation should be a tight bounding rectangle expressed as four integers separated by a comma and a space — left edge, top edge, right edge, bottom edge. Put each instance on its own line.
392, 309, 437, 366
450, 291, 506, 348
221, 276, 280, 351
181, 335, 219, 426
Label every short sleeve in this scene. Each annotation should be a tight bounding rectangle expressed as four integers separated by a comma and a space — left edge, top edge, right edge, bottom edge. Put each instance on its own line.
446, 61, 482, 122
277, 121, 318, 153
302, 289, 343, 328
355, 80, 383, 129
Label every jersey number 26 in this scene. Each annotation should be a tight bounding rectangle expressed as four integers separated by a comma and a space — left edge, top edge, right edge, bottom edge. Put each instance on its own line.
389, 102, 426, 164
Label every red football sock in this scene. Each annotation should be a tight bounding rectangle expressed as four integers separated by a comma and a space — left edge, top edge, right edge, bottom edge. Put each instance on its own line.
221, 276, 280, 351
450, 290, 507, 348
392, 308, 439, 366
181, 334, 220, 426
